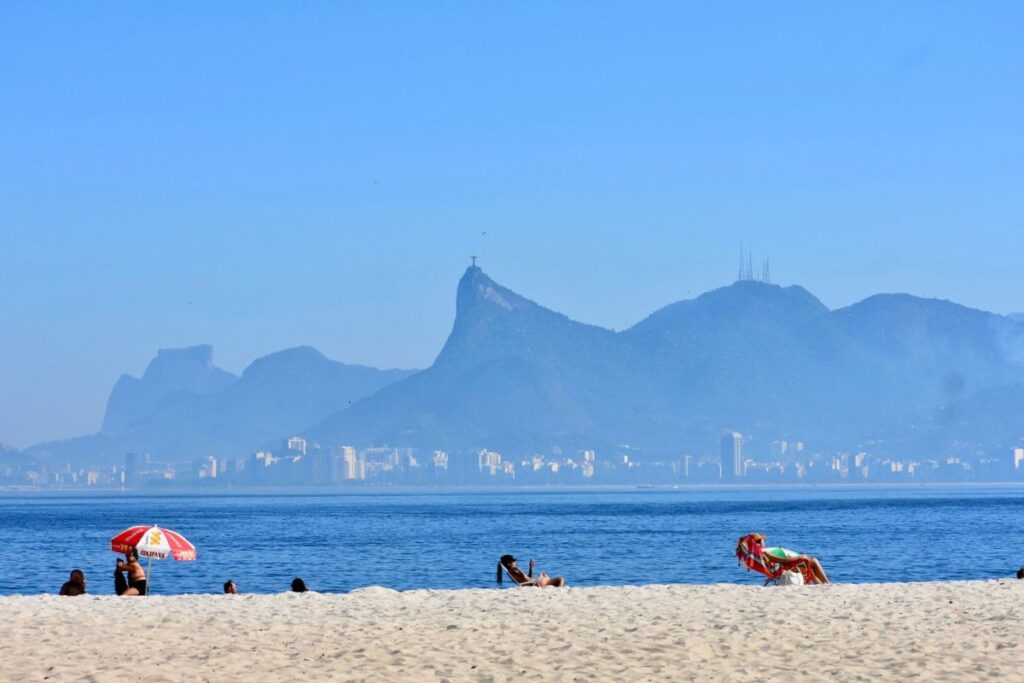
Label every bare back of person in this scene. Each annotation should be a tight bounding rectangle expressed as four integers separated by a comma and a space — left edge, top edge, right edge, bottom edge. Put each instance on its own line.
117, 553, 148, 595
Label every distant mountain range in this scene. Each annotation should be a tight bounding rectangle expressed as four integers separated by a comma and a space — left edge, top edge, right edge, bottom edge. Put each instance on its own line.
306, 267, 1024, 458
25, 267, 1024, 465
28, 346, 413, 464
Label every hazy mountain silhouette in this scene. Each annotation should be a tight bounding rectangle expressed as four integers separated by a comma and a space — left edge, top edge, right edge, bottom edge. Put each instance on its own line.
102, 345, 238, 432
29, 346, 413, 463
308, 267, 627, 453
25, 267, 1024, 464
124, 346, 414, 455
307, 267, 1024, 458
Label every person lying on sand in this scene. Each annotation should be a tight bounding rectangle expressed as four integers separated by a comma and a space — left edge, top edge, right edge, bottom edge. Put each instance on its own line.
497, 554, 565, 587
754, 534, 830, 584
59, 569, 87, 596
115, 549, 148, 595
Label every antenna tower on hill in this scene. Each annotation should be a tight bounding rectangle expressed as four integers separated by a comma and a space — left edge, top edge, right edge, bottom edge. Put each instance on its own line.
735, 245, 773, 283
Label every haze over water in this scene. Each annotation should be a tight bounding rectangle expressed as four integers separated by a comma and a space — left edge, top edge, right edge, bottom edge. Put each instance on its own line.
5, 486, 1023, 596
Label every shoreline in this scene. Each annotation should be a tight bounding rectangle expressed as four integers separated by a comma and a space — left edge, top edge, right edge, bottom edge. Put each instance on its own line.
3, 574, 1022, 598
5, 580, 1022, 681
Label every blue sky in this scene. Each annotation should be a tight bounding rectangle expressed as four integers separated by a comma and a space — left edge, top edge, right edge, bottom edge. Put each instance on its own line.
1, 2, 1022, 447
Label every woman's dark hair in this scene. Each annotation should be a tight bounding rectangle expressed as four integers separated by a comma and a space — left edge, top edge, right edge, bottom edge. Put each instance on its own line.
1016, 567, 1024, 580
223, 580, 235, 592
496, 555, 516, 585
291, 577, 308, 592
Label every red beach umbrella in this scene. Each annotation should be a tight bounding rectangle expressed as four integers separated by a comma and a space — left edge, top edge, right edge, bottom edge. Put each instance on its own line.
111, 525, 197, 561
110, 525, 197, 594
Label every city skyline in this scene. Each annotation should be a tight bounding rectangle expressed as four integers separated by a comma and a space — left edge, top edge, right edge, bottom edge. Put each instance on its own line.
8, 430, 1024, 491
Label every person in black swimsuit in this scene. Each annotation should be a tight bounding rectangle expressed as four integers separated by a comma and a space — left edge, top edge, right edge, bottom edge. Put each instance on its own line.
115, 549, 147, 595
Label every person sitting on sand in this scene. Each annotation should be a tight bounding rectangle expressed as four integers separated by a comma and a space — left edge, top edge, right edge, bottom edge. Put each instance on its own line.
497, 554, 565, 587
59, 569, 87, 596
224, 580, 238, 594
291, 577, 309, 593
753, 534, 830, 584
116, 549, 148, 595
1016, 568, 1024, 580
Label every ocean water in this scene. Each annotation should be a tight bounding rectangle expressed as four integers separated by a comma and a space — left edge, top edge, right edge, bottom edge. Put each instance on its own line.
2, 486, 1023, 596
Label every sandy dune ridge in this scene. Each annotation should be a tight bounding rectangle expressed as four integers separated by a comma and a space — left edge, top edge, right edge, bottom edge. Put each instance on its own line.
2, 580, 1022, 682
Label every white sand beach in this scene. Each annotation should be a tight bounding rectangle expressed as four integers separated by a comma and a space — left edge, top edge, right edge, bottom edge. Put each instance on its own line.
3, 580, 1023, 682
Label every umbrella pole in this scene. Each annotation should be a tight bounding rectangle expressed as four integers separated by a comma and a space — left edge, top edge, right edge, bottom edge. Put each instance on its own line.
146, 556, 152, 596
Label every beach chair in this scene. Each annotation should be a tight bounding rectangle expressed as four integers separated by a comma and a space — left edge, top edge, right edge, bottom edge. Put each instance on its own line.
496, 557, 539, 587
735, 533, 815, 586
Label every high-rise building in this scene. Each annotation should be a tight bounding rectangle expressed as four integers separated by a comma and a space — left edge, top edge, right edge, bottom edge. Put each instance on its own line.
1013, 448, 1024, 471
478, 449, 502, 475
432, 451, 448, 470
285, 436, 307, 455
361, 448, 399, 478
582, 450, 596, 479
194, 455, 218, 479
720, 432, 743, 480
332, 446, 359, 480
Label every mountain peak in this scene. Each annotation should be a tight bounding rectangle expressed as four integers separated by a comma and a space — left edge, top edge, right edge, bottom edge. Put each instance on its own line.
628, 279, 828, 337
136, 345, 229, 387
102, 345, 238, 433
711, 279, 825, 306
240, 346, 329, 380
455, 266, 534, 318
156, 344, 214, 360
434, 266, 611, 372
